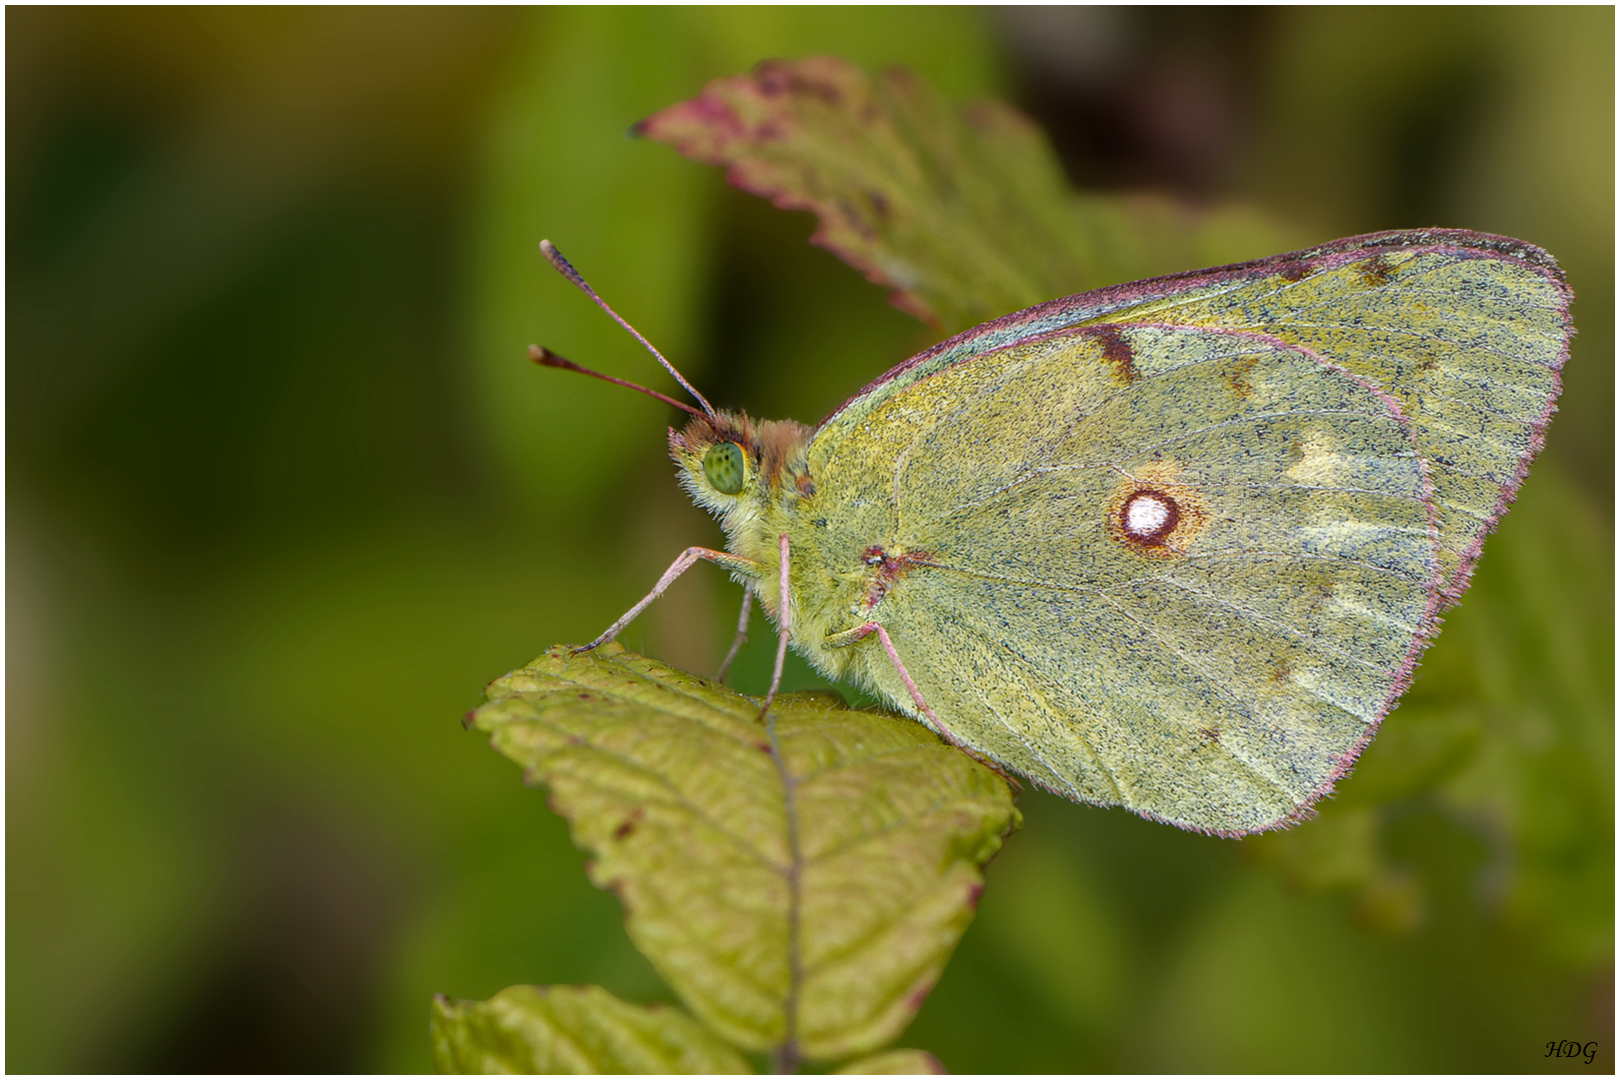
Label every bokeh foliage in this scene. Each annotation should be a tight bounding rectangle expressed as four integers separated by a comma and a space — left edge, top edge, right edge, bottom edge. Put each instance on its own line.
7, 7, 1611, 1073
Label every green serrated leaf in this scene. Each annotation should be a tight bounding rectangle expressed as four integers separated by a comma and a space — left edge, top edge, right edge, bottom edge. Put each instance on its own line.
636, 56, 1301, 334
636, 56, 1080, 331
470, 643, 1020, 1062
430, 984, 751, 1074
834, 1048, 946, 1074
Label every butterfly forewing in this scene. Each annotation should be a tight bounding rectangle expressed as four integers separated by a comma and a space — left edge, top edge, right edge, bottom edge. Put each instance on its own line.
799, 323, 1441, 834
1105, 244, 1567, 601
822, 232, 1569, 605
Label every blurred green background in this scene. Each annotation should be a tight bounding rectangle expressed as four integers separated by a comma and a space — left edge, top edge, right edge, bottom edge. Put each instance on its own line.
8, 7, 1612, 1072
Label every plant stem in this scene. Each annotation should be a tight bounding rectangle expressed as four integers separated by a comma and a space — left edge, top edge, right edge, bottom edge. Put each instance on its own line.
764, 707, 802, 1074
770, 1041, 801, 1075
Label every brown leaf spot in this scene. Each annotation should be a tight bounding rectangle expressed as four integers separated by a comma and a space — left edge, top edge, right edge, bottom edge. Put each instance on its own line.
965, 882, 985, 910
1198, 727, 1221, 743
756, 60, 843, 105
461, 710, 478, 730
614, 808, 646, 841
756, 61, 790, 97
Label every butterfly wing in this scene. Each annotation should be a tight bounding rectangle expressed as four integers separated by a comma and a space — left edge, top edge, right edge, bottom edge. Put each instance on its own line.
823, 230, 1571, 604
798, 322, 1441, 834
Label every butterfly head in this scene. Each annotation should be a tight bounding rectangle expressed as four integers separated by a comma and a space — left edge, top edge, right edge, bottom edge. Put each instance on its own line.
530, 239, 814, 544
669, 411, 814, 528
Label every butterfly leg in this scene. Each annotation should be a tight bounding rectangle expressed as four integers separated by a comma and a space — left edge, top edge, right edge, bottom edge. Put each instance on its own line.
827, 620, 1020, 789
576, 546, 764, 654
759, 534, 792, 718
715, 580, 755, 682
827, 621, 963, 744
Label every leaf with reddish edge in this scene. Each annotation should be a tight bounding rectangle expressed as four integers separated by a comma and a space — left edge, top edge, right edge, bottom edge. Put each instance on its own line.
636, 56, 1301, 335
635, 56, 1091, 331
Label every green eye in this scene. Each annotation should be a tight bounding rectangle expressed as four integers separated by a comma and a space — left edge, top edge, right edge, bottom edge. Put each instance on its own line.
703, 441, 746, 495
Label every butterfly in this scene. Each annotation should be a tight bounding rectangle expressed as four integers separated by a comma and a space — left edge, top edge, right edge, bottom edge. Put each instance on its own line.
532, 230, 1571, 835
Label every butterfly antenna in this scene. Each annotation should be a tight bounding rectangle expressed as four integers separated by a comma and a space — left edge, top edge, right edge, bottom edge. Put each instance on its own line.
539, 239, 716, 416
528, 345, 706, 419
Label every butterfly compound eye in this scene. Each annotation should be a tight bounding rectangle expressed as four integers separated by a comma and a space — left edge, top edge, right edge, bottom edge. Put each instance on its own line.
703, 441, 746, 495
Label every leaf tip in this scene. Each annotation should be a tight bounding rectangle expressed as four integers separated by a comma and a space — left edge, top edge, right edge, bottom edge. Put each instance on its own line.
887, 288, 941, 328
